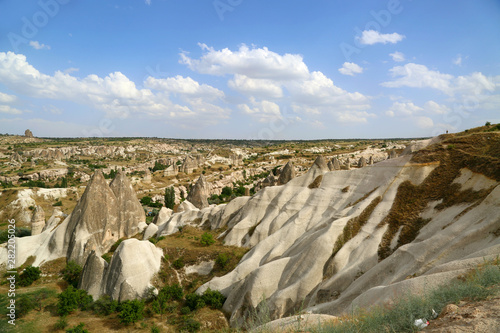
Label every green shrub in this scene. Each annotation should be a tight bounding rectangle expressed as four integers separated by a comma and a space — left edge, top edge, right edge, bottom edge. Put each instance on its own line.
65, 323, 89, 333
151, 324, 161, 333
118, 299, 144, 325
53, 200, 63, 206
200, 232, 215, 246
91, 295, 119, 316
57, 286, 93, 316
0, 227, 31, 243
182, 318, 201, 332
163, 284, 184, 300
172, 257, 184, 269
202, 288, 226, 309
54, 316, 68, 330
18, 265, 41, 287
184, 293, 205, 311
180, 306, 191, 315
101, 253, 112, 263
62, 261, 82, 288
215, 253, 231, 270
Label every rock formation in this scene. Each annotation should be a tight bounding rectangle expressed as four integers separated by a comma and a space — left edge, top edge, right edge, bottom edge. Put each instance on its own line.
186, 175, 210, 209
163, 164, 178, 177
79, 239, 163, 301
368, 156, 373, 165
109, 170, 147, 238
358, 156, 367, 168
333, 157, 341, 170
30, 205, 45, 235
277, 161, 296, 185
64, 170, 121, 265
261, 173, 277, 188
389, 150, 398, 159
24, 129, 34, 138
152, 207, 173, 227
345, 158, 351, 170
181, 155, 197, 174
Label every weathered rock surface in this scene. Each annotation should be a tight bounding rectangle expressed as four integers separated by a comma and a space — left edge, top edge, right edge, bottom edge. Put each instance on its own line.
152, 207, 173, 227
30, 205, 45, 235
79, 239, 163, 301
143, 223, 158, 240
278, 161, 296, 185
189, 136, 500, 326
186, 175, 210, 209
358, 156, 367, 168
109, 170, 146, 238
24, 129, 34, 138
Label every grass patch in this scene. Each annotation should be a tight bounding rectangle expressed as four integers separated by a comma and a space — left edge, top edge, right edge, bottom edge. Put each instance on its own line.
315, 259, 500, 333
308, 175, 323, 189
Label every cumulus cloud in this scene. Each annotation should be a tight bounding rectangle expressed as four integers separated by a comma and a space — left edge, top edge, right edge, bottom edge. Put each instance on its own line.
424, 100, 449, 115
385, 101, 423, 117
0, 92, 17, 104
180, 43, 310, 80
357, 30, 405, 45
389, 51, 405, 62
0, 52, 229, 125
228, 74, 283, 99
338, 62, 363, 76
382, 63, 500, 98
29, 41, 50, 50
381, 63, 454, 93
0, 105, 23, 115
415, 116, 434, 129
180, 44, 373, 124
238, 98, 282, 122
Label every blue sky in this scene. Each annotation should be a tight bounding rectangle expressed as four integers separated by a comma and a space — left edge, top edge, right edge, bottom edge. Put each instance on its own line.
1, 0, 499, 139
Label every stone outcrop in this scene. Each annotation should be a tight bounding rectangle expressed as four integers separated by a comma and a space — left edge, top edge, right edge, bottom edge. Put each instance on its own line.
30, 205, 45, 236
278, 161, 296, 185
186, 175, 210, 209
152, 207, 173, 227
358, 157, 367, 168
43, 208, 64, 232
261, 173, 277, 188
163, 165, 178, 177
109, 170, 147, 238
345, 158, 351, 170
333, 157, 341, 170
389, 150, 398, 159
79, 239, 163, 301
368, 156, 374, 165
181, 155, 198, 174
64, 170, 121, 265
24, 129, 34, 138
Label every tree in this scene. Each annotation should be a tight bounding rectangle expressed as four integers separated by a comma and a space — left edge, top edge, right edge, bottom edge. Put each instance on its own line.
118, 300, 144, 325
57, 286, 93, 316
164, 186, 175, 210
62, 261, 83, 288
18, 266, 41, 287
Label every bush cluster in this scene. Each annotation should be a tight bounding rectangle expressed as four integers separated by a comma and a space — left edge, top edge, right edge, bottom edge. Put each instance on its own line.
200, 232, 215, 246
18, 266, 41, 287
57, 286, 93, 316
62, 261, 83, 288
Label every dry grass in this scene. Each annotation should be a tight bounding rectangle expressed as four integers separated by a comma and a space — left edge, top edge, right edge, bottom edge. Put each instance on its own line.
308, 175, 323, 189
323, 196, 382, 280
378, 131, 500, 261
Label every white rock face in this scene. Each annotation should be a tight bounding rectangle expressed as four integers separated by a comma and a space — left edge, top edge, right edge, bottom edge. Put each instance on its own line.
79, 239, 163, 301
184, 137, 500, 326
143, 223, 158, 240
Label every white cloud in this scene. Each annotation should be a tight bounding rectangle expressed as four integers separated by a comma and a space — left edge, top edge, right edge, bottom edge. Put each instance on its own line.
357, 30, 405, 45
389, 51, 405, 62
385, 101, 423, 117
424, 100, 449, 115
338, 62, 363, 76
415, 116, 434, 129
453, 54, 462, 66
43, 105, 63, 115
0, 105, 23, 115
238, 98, 282, 122
382, 63, 500, 98
180, 43, 310, 80
0, 92, 17, 103
228, 74, 283, 99
145, 0, 151, 5
0, 52, 229, 125
381, 63, 454, 93
29, 41, 51, 50
64, 67, 79, 74
181, 45, 373, 125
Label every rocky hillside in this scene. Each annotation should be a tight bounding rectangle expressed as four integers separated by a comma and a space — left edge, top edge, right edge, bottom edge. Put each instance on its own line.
1, 128, 498, 331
